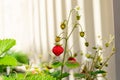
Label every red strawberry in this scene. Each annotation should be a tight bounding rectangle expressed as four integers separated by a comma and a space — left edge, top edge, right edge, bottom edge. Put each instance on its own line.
52, 45, 64, 56
68, 57, 76, 62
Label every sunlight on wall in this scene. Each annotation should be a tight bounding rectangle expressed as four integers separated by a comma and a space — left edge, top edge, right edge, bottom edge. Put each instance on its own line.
93, 0, 102, 46
55, 0, 62, 34
93, 1, 103, 79
78, 0, 87, 61
39, 0, 49, 62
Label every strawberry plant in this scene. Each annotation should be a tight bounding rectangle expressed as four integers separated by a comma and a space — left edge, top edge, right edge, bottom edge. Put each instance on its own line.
50, 6, 115, 80
0, 6, 115, 80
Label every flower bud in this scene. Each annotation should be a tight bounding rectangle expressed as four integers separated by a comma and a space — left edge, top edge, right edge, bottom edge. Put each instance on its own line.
76, 15, 80, 20
85, 42, 89, 47
73, 53, 77, 57
95, 65, 100, 69
105, 64, 108, 67
55, 36, 61, 42
80, 31, 85, 37
85, 53, 91, 58
105, 42, 109, 47
60, 23, 66, 30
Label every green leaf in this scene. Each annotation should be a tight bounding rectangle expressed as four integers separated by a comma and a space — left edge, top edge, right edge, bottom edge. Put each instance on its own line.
0, 55, 17, 66
95, 70, 106, 74
0, 39, 16, 55
50, 70, 61, 78
74, 73, 85, 79
90, 70, 106, 76
65, 61, 79, 68
26, 74, 56, 80
9, 51, 29, 64
61, 72, 69, 78
50, 70, 69, 79
2, 73, 56, 80
51, 61, 62, 68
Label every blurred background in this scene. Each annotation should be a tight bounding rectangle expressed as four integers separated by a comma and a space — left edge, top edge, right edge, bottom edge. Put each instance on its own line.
0, 0, 116, 80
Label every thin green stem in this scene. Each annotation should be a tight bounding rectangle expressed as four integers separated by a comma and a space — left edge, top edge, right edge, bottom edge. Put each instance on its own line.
60, 8, 76, 80
100, 52, 114, 69
60, 39, 68, 80
90, 50, 98, 71
74, 23, 87, 42
13, 71, 18, 79
58, 32, 65, 37
67, 25, 77, 39
60, 23, 77, 80
75, 23, 83, 31
23, 64, 32, 80
67, 9, 74, 25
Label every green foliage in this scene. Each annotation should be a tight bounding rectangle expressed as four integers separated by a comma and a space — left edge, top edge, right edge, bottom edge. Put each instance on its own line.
2, 73, 24, 80
0, 55, 17, 66
61, 72, 70, 79
49, 70, 69, 80
74, 73, 86, 79
8, 51, 29, 65
0, 39, 17, 73
74, 70, 106, 79
3, 76, 15, 80
89, 70, 106, 76
2, 73, 56, 80
65, 61, 79, 68
50, 70, 61, 78
0, 39, 16, 56
51, 61, 62, 68
0, 65, 6, 73
26, 73, 56, 80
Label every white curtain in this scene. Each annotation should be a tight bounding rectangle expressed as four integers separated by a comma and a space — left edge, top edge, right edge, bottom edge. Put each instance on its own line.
0, 0, 116, 80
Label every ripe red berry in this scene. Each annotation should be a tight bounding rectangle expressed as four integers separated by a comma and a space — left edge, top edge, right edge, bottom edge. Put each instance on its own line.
68, 57, 76, 62
52, 45, 64, 56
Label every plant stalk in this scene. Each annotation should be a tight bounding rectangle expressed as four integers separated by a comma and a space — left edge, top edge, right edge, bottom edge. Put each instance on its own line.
60, 39, 68, 80
60, 9, 75, 80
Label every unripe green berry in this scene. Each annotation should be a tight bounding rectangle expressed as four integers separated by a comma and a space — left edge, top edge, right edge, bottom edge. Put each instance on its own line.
105, 42, 109, 47
80, 31, 85, 37
85, 53, 91, 58
105, 64, 108, 67
60, 23, 66, 30
85, 42, 89, 47
95, 65, 100, 69
55, 36, 61, 42
76, 15, 80, 20
73, 53, 77, 57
